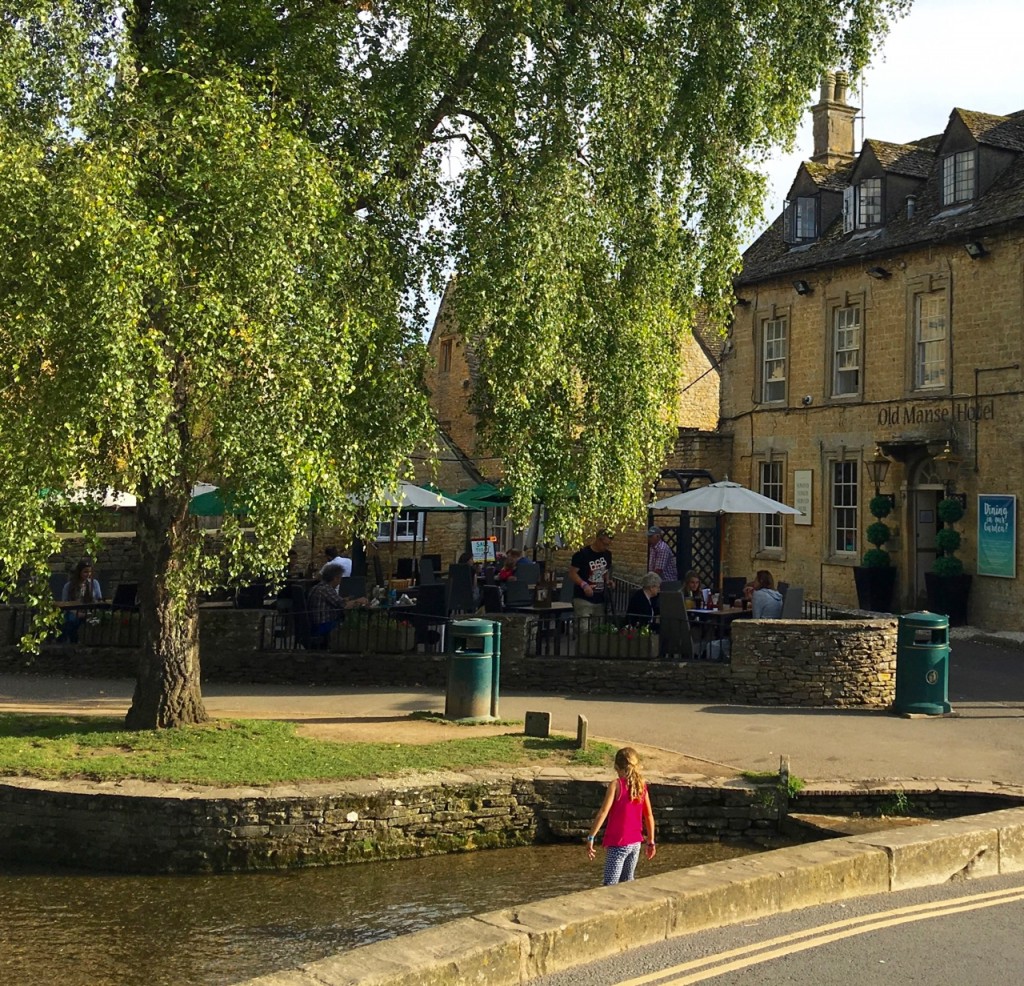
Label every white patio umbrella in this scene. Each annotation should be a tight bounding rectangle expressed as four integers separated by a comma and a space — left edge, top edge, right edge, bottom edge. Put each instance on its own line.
650, 480, 801, 515
369, 482, 466, 577
69, 487, 138, 508
381, 481, 466, 512
650, 481, 800, 592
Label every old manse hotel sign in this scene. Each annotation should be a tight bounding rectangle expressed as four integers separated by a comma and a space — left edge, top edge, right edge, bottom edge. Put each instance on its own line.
877, 400, 996, 427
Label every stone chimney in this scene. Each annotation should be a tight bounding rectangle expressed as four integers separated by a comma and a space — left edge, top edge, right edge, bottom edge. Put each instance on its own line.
811, 71, 859, 165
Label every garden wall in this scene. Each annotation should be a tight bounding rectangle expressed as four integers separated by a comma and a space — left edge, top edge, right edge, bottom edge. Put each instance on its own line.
0, 608, 897, 708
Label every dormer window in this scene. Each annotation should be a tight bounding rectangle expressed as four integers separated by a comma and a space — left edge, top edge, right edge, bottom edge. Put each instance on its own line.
942, 150, 976, 205
842, 178, 883, 232
783, 196, 818, 243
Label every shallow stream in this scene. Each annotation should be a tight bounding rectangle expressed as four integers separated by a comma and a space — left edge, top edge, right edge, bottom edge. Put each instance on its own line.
1, 841, 758, 985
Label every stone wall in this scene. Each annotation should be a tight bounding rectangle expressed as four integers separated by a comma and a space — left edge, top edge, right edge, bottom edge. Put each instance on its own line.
0, 771, 778, 874
0, 608, 898, 708
1, 770, 1018, 875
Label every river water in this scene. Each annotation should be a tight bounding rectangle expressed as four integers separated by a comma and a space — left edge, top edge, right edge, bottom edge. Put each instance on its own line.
1, 842, 759, 985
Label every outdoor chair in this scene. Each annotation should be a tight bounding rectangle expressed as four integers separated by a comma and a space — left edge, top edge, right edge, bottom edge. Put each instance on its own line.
780, 586, 804, 619
481, 584, 504, 613
722, 576, 747, 603
517, 561, 541, 586
338, 575, 366, 600
446, 564, 476, 614
503, 578, 533, 608
110, 582, 139, 611
558, 576, 575, 603
418, 557, 439, 585
404, 583, 447, 649
49, 572, 67, 601
658, 591, 694, 661
235, 583, 269, 609
419, 554, 442, 578
286, 584, 327, 650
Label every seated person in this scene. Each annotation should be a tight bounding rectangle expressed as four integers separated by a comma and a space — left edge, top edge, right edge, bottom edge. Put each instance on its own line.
625, 572, 661, 630
457, 550, 474, 565
682, 570, 705, 609
496, 549, 522, 582
307, 566, 367, 639
751, 569, 784, 619
61, 559, 103, 643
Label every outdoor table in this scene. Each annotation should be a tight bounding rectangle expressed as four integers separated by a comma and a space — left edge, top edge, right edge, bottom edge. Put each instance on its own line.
503, 601, 574, 656
688, 607, 750, 659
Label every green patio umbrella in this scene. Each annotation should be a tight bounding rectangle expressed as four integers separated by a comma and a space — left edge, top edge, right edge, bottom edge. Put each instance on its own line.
188, 484, 246, 517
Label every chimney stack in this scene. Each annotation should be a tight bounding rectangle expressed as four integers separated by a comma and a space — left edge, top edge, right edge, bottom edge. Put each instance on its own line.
811, 71, 858, 166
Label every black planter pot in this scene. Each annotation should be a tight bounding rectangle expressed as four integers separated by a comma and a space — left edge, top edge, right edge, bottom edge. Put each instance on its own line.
924, 572, 972, 626
853, 566, 897, 613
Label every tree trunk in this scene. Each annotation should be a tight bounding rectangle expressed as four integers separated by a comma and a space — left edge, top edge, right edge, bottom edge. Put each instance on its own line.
125, 483, 208, 729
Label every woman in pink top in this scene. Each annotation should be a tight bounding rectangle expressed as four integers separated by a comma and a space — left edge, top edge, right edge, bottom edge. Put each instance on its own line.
585, 747, 656, 885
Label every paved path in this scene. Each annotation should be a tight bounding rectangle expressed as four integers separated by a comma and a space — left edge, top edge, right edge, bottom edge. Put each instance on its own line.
2, 632, 1022, 785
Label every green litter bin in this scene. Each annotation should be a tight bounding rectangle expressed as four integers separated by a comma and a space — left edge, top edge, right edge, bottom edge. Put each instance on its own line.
893, 611, 951, 715
445, 619, 501, 721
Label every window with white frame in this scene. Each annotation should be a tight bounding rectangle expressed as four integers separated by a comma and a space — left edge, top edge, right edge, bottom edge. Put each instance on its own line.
761, 316, 787, 403
831, 460, 858, 556
914, 291, 948, 389
375, 510, 424, 542
842, 178, 883, 232
832, 305, 861, 396
759, 461, 784, 551
942, 151, 976, 205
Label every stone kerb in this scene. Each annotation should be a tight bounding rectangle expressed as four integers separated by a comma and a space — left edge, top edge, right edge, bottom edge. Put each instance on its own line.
235, 807, 1024, 986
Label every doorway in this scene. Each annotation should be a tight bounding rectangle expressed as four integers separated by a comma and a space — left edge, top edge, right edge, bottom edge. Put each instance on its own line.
909, 456, 945, 606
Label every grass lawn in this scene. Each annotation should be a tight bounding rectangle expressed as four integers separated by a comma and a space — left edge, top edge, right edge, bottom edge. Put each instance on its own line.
0, 713, 615, 786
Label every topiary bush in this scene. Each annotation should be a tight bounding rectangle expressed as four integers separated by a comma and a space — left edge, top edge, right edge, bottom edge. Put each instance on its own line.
933, 497, 966, 578
862, 495, 894, 567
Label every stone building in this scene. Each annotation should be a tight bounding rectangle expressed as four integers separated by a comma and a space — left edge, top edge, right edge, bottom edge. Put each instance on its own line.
423, 280, 726, 575
720, 73, 1024, 627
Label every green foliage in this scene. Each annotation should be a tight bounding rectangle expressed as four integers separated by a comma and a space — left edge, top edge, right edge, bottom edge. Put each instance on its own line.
938, 497, 965, 524
0, 0, 910, 718
869, 495, 894, 520
933, 499, 966, 578
866, 522, 892, 548
861, 548, 892, 569
0, 713, 615, 785
933, 554, 964, 578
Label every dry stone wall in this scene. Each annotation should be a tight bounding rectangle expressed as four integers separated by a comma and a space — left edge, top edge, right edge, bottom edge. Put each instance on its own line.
0, 609, 898, 707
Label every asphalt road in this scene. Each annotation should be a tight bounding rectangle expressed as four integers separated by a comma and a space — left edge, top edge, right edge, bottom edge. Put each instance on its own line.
527, 871, 1024, 986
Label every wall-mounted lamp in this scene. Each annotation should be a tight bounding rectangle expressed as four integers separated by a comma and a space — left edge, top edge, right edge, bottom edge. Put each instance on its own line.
866, 266, 891, 280
964, 240, 988, 259
864, 445, 891, 496
793, 279, 812, 296
933, 440, 962, 494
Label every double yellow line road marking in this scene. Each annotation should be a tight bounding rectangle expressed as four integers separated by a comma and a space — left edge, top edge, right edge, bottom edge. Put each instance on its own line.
613, 885, 1024, 985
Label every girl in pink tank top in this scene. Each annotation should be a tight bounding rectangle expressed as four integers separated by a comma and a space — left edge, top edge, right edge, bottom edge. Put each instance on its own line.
585, 747, 656, 885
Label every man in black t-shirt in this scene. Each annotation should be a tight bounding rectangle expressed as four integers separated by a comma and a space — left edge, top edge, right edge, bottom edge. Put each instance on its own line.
569, 530, 615, 622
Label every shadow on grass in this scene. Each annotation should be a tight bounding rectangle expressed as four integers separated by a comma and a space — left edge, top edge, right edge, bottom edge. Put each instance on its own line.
0, 713, 125, 739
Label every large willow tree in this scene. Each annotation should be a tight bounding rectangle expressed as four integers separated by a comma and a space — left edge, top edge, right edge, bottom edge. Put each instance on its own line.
0, 0, 908, 727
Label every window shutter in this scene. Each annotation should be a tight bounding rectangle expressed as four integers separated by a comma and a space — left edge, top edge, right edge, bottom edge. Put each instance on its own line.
782, 200, 795, 243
